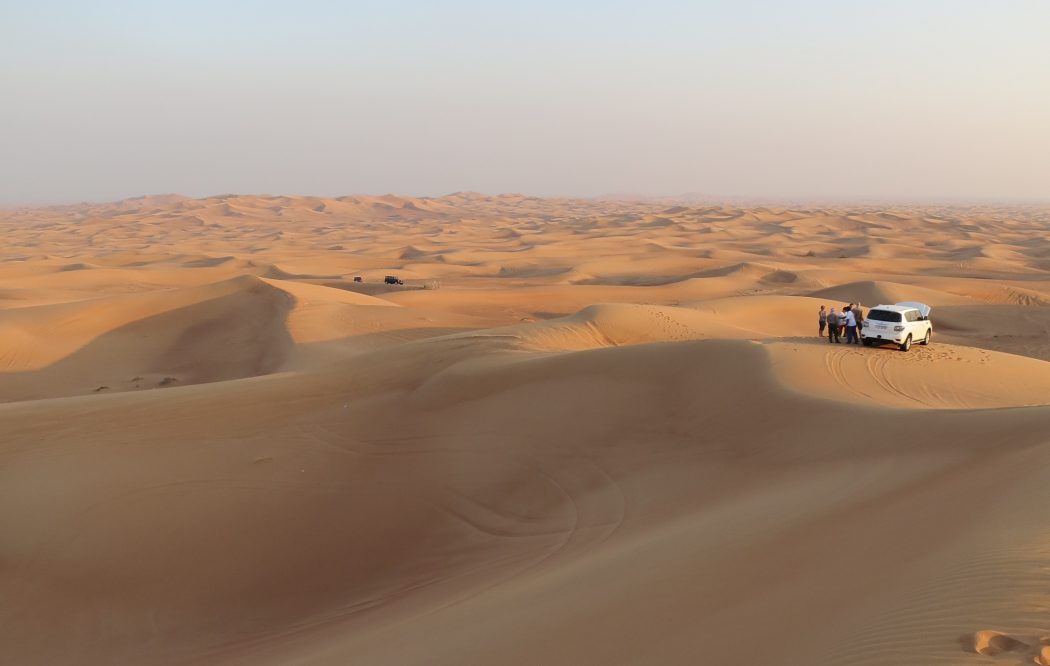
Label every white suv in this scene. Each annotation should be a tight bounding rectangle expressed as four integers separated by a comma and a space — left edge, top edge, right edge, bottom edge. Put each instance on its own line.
861, 302, 932, 351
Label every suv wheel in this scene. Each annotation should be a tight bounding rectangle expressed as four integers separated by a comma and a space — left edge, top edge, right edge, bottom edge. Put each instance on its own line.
920, 329, 931, 346
899, 335, 912, 352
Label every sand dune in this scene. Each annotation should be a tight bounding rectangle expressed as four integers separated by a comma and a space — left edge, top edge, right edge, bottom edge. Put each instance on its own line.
0, 275, 295, 400
808, 279, 975, 307
1, 194, 1049, 665
767, 340, 1050, 409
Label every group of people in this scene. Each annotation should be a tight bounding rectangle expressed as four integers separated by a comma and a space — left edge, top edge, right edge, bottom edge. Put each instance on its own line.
819, 303, 864, 344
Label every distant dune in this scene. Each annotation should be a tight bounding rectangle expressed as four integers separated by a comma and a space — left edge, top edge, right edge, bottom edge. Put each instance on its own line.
808, 279, 975, 307
1, 194, 1049, 665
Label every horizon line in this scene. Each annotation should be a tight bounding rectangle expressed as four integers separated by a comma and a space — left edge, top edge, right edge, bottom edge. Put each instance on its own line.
3, 190, 1050, 211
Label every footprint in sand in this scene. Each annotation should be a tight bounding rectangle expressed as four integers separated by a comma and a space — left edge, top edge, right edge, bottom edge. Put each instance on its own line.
966, 630, 1050, 664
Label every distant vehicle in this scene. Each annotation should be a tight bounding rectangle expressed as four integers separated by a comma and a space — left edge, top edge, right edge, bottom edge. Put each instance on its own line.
861, 302, 932, 351
384, 275, 404, 285
353, 276, 363, 282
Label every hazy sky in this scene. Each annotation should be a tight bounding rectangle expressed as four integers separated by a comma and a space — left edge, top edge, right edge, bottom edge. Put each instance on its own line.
2, 0, 1048, 204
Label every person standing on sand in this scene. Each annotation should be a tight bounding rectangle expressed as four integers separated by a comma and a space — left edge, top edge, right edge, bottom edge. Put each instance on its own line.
840, 304, 851, 338
844, 305, 858, 344
827, 307, 841, 343
818, 305, 827, 337
852, 303, 864, 343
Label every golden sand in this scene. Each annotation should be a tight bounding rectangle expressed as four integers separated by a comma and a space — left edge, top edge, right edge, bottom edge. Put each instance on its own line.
2, 194, 1049, 664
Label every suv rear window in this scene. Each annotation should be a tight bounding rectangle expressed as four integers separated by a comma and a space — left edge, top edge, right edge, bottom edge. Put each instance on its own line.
867, 309, 903, 323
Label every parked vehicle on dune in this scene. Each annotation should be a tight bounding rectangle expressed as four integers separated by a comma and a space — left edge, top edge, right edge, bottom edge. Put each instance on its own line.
861, 302, 932, 351
384, 275, 404, 285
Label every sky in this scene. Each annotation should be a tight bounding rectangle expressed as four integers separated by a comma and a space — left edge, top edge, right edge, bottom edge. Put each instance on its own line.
1, 0, 1048, 204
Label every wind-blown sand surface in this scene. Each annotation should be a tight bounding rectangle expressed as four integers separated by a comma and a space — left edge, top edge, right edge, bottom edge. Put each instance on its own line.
2, 194, 1049, 665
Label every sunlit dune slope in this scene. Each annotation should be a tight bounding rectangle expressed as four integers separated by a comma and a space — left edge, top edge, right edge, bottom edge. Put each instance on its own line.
767, 340, 1050, 409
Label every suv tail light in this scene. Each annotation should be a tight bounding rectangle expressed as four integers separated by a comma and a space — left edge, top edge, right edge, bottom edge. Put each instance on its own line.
893, 325, 905, 331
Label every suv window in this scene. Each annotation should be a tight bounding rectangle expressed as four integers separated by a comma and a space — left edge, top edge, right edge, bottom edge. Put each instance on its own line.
867, 309, 903, 323
904, 310, 918, 322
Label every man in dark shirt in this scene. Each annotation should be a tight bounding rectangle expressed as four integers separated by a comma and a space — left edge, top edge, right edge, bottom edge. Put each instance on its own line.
851, 303, 864, 344
826, 308, 841, 343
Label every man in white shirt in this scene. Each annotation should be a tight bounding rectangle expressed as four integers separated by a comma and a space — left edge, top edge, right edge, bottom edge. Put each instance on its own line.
844, 307, 858, 344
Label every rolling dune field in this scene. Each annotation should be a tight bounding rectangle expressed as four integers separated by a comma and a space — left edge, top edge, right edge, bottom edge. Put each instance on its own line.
2, 194, 1049, 665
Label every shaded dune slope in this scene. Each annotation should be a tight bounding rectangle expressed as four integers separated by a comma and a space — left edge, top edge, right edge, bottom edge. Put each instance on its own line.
0, 276, 295, 400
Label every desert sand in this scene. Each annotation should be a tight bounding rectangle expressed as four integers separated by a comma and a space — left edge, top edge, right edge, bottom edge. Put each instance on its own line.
1, 193, 1049, 665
